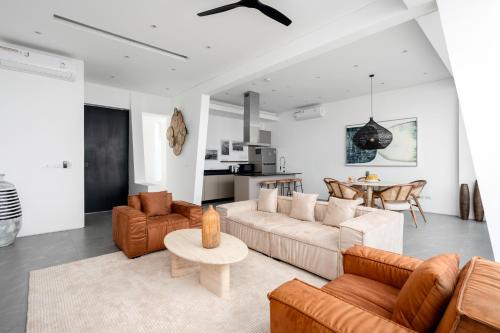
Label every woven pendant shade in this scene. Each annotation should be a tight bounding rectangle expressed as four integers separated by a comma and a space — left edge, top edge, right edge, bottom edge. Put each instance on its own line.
353, 117, 393, 150
352, 74, 393, 150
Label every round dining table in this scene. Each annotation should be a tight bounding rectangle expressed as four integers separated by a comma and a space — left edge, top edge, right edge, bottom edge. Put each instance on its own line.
348, 180, 402, 207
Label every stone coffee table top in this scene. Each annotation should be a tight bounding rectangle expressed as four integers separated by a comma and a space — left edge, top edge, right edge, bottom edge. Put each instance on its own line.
164, 229, 248, 265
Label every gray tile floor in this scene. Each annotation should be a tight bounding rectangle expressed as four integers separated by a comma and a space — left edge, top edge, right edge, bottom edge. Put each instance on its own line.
0, 210, 494, 333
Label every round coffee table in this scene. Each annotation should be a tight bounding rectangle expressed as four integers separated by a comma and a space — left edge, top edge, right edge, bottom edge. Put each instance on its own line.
164, 229, 248, 299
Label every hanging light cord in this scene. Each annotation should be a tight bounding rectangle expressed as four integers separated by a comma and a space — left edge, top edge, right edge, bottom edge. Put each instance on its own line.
370, 74, 374, 119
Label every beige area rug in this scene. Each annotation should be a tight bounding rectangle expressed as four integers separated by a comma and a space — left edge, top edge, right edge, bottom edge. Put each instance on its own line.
27, 249, 326, 333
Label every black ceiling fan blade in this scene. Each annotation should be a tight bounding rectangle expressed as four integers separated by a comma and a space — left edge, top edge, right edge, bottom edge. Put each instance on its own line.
256, 3, 292, 26
197, 3, 242, 17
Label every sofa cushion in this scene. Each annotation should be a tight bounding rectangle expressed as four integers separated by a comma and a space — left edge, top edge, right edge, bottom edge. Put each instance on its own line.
322, 197, 360, 227
229, 210, 339, 252
392, 253, 460, 333
230, 210, 302, 232
258, 188, 278, 213
289, 192, 318, 222
147, 213, 189, 252
322, 273, 400, 319
270, 220, 339, 252
436, 257, 500, 333
139, 191, 172, 217
128, 195, 142, 211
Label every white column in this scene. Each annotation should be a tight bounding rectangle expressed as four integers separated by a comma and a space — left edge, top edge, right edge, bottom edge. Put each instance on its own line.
437, 0, 500, 260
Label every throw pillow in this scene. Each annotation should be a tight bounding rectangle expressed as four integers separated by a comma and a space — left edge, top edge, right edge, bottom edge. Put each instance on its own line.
257, 188, 278, 213
322, 197, 360, 227
392, 253, 460, 332
289, 192, 319, 222
139, 191, 171, 217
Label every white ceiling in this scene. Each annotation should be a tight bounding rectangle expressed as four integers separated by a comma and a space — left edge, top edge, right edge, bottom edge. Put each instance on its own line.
0, 0, 379, 97
212, 20, 452, 112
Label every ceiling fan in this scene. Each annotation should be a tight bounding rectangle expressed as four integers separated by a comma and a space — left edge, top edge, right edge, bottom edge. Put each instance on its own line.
197, 0, 292, 26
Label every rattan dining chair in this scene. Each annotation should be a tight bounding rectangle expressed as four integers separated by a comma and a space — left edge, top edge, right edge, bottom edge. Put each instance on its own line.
373, 184, 418, 227
323, 178, 335, 197
409, 180, 428, 224
323, 178, 364, 201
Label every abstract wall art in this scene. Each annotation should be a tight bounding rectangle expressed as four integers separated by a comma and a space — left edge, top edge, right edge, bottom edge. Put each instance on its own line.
346, 117, 417, 166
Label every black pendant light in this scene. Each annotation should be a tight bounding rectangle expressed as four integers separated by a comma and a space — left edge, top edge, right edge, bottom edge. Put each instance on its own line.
352, 74, 393, 150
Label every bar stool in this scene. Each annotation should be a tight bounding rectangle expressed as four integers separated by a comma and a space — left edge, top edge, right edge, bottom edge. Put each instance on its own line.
260, 180, 277, 189
289, 178, 304, 193
276, 179, 292, 196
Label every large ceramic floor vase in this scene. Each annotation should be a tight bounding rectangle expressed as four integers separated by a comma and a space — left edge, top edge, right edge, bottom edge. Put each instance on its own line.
459, 184, 470, 220
473, 180, 484, 222
0, 174, 22, 247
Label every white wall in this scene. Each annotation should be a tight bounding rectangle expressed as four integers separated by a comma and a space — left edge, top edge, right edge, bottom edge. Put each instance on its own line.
437, 0, 500, 260
204, 113, 249, 170
270, 79, 461, 215
84, 82, 172, 194
0, 49, 84, 236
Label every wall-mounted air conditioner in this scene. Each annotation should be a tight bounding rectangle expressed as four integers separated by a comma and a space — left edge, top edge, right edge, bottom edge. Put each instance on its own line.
293, 106, 325, 121
0, 44, 76, 81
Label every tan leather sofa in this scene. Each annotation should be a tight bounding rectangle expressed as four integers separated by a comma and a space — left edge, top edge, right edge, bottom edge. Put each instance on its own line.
217, 196, 403, 280
269, 245, 500, 333
112, 191, 202, 258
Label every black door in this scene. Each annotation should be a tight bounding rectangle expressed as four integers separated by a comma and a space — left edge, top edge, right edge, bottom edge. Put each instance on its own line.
84, 105, 129, 213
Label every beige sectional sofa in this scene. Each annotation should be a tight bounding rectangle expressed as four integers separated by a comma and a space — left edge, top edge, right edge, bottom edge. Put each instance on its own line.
217, 196, 404, 280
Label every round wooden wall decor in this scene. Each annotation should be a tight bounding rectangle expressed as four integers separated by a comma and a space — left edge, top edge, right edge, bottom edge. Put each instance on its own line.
167, 108, 187, 156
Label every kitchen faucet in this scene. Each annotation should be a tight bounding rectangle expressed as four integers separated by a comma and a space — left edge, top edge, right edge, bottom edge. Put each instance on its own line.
279, 156, 286, 173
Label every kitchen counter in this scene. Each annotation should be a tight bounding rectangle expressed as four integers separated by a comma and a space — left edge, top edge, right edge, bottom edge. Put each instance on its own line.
234, 172, 302, 201
235, 172, 302, 177
204, 169, 233, 176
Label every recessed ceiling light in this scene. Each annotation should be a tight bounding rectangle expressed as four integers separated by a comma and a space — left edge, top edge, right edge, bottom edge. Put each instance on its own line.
34, 31, 42, 35
205, 45, 212, 49
264, 78, 271, 82
402, 49, 408, 53
353, 65, 359, 68
150, 24, 158, 29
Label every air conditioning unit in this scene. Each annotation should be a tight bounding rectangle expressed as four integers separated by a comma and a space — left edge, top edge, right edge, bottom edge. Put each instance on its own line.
0, 44, 76, 81
293, 106, 325, 121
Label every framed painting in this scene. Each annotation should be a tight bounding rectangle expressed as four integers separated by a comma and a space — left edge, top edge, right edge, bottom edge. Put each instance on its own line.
346, 117, 417, 166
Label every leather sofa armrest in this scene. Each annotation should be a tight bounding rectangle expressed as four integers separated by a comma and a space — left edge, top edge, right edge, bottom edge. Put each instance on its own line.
268, 279, 416, 333
112, 206, 147, 258
171, 200, 202, 228
216, 200, 257, 217
343, 245, 422, 289
339, 210, 404, 255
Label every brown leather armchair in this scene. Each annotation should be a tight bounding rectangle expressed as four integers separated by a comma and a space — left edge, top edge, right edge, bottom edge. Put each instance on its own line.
112, 191, 202, 258
269, 245, 500, 333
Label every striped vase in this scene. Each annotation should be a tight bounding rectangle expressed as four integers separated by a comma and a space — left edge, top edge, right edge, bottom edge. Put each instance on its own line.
0, 174, 22, 247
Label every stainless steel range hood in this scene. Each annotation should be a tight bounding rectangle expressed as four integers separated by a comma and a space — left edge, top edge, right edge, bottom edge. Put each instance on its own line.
244, 91, 271, 147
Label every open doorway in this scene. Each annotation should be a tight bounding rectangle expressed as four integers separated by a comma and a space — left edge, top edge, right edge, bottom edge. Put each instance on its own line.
84, 105, 129, 213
